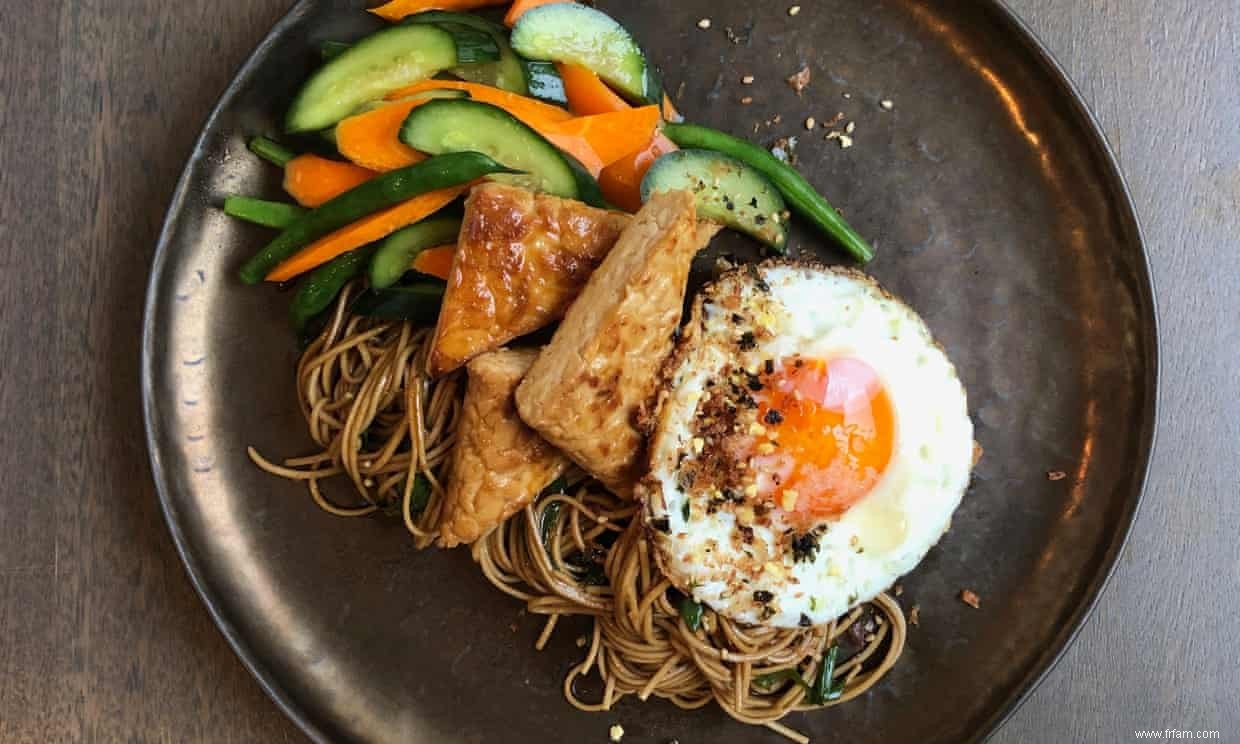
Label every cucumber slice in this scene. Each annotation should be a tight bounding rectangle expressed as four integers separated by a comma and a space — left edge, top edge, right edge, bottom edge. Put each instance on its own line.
369, 216, 463, 290
399, 98, 604, 205
285, 25, 495, 133
642, 149, 789, 252
523, 61, 568, 107
511, 4, 661, 105
319, 89, 468, 146
403, 11, 529, 94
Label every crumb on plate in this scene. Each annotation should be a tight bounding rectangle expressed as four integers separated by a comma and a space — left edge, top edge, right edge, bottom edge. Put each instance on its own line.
960, 589, 980, 609
786, 65, 811, 95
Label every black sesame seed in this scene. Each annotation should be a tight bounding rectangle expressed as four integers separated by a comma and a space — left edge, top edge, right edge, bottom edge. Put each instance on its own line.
731, 313, 744, 324
764, 409, 784, 426
651, 517, 671, 533
755, 214, 767, 225
749, 197, 759, 208
791, 532, 820, 563
764, 359, 775, 374
746, 373, 764, 391
739, 332, 756, 350
753, 590, 775, 603
799, 613, 813, 628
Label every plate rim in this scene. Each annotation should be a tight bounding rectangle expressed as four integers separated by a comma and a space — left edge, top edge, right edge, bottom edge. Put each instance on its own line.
141, 1, 1159, 742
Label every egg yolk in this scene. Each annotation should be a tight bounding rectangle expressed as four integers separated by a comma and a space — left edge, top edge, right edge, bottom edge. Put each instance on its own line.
754, 357, 894, 519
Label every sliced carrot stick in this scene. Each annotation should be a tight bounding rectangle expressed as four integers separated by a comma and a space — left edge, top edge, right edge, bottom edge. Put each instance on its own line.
411, 243, 457, 280
598, 132, 678, 213
503, 0, 572, 27
385, 80, 573, 124
557, 63, 630, 116
542, 132, 605, 176
544, 105, 660, 167
265, 186, 467, 282
336, 99, 428, 172
369, 0, 506, 22
283, 155, 376, 208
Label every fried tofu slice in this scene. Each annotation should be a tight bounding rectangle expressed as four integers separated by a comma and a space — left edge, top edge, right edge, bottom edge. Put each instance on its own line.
515, 191, 719, 494
427, 183, 632, 377
439, 348, 570, 548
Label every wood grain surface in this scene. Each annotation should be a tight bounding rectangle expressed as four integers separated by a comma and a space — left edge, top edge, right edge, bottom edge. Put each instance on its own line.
0, 1, 1235, 742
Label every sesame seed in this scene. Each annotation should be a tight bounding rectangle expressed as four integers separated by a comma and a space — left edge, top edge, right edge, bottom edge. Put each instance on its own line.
843, 92, 852, 99
845, 120, 856, 134
788, 5, 801, 15
742, 74, 755, 85
697, 18, 712, 29
692, 437, 705, 454
609, 724, 625, 742
758, 442, 776, 455
804, 116, 816, 130
576, 636, 588, 648
740, 95, 754, 105
744, 484, 759, 498
839, 134, 854, 148
780, 489, 798, 511
825, 130, 841, 140
749, 422, 767, 437
880, 98, 895, 110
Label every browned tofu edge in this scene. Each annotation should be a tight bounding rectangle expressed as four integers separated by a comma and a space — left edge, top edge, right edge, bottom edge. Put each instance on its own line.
513, 191, 710, 493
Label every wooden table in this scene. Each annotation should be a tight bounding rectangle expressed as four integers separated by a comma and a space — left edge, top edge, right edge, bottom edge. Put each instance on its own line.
1, 1, 1236, 741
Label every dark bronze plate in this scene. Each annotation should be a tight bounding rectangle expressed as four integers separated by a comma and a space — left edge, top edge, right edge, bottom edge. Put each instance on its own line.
142, 1, 1157, 741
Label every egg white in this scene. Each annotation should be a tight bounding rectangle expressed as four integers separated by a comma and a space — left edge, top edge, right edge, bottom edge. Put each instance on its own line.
643, 263, 974, 628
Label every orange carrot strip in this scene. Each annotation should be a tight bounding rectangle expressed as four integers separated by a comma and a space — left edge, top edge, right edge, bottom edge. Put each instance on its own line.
542, 132, 605, 176
369, 0, 506, 22
336, 99, 429, 172
557, 63, 630, 116
265, 186, 467, 282
283, 155, 376, 208
544, 105, 660, 167
598, 132, 678, 213
504, 0, 572, 27
385, 80, 573, 124
411, 243, 457, 280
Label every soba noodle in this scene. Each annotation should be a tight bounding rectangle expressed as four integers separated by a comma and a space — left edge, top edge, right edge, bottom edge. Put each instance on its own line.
251, 285, 907, 741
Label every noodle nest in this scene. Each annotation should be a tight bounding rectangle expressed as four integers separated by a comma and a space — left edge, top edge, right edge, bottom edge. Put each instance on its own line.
251, 287, 907, 742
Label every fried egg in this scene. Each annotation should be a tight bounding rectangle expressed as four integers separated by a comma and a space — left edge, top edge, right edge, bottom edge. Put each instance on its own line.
641, 262, 974, 628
